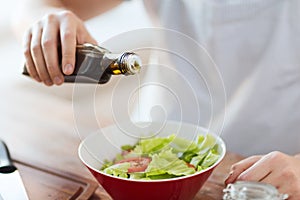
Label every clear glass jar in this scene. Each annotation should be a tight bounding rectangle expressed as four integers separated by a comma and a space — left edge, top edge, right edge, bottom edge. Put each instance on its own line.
223, 181, 289, 200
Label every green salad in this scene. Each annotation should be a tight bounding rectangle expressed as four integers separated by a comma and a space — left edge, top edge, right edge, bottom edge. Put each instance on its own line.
101, 134, 221, 180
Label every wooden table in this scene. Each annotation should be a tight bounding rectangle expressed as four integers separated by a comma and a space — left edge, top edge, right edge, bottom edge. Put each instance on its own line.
0, 80, 243, 199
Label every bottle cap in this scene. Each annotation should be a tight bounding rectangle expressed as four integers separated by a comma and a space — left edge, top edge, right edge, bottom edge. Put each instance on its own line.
120, 53, 142, 75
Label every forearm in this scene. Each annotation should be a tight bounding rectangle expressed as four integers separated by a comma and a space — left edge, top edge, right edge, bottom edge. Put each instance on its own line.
12, 0, 64, 41
61, 0, 123, 21
12, 0, 122, 41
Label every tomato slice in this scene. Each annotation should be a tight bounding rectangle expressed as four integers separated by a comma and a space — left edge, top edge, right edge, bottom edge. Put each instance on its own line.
117, 157, 151, 173
186, 162, 196, 169
121, 150, 131, 156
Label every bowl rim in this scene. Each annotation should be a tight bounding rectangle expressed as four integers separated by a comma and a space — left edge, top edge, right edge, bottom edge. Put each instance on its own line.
78, 121, 226, 183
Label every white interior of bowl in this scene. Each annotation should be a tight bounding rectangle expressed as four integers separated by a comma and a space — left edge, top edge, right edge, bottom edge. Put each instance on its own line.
78, 121, 226, 180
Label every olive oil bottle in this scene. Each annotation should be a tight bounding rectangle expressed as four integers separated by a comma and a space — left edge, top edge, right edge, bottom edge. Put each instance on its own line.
22, 43, 142, 84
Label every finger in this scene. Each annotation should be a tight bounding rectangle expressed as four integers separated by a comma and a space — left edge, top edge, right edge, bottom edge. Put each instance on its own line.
261, 164, 300, 197
225, 155, 261, 185
41, 15, 64, 85
237, 151, 288, 182
59, 11, 77, 75
23, 29, 41, 82
260, 171, 292, 199
31, 24, 53, 86
237, 156, 272, 182
260, 170, 280, 188
77, 24, 98, 45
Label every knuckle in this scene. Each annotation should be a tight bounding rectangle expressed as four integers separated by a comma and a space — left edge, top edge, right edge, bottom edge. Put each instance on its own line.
26, 67, 36, 76
62, 30, 75, 41
47, 65, 55, 71
42, 38, 55, 49
31, 43, 41, 54
231, 163, 239, 171
281, 167, 296, 180
23, 47, 31, 57
238, 173, 248, 180
45, 13, 56, 22
47, 65, 58, 74
59, 10, 74, 19
62, 53, 75, 61
76, 35, 85, 44
31, 73, 39, 80
40, 76, 51, 83
23, 29, 32, 42
34, 20, 43, 29
268, 151, 284, 162
30, 71, 37, 77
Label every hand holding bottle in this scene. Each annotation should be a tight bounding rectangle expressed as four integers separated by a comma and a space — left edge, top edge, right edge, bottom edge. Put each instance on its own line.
23, 10, 97, 86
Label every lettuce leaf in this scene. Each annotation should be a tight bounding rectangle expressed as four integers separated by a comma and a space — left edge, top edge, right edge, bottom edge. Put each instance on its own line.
198, 134, 217, 152
190, 152, 208, 168
121, 144, 135, 151
180, 151, 198, 163
170, 136, 198, 153
103, 163, 130, 178
129, 172, 146, 179
101, 159, 114, 170
200, 150, 220, 169
145, 149, 195, 177
138, 134, 175, 154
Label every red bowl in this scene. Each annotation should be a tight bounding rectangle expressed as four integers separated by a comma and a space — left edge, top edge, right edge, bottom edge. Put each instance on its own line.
78, 121, 226, 200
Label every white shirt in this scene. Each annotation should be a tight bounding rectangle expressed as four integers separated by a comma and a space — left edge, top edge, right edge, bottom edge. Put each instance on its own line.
85, 0, 300, 156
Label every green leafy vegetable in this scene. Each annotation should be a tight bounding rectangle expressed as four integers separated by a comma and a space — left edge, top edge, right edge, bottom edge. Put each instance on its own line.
145, 149, 195, 177
180, 151, 198, 163
138, 134, 175, 154
121, 144, 135, 151
103, 163, 130, 178
198, 134, 216, 152
101, 159, 114, 170
101, 133, 221, 180
190, 152, 208, 168
201, 151, 220, 169
170, 136, 198, 153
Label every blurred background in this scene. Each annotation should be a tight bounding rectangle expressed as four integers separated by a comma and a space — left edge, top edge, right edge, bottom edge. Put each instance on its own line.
0, 0, 153, 164
0, 0, 23, 83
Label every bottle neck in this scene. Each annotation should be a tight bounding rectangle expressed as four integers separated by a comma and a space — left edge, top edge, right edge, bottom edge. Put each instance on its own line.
105, 52, 141, 75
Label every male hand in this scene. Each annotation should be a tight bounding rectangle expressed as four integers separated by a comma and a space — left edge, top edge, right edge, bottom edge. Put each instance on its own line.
23, 11, 97, 86
225, 151, 300, 200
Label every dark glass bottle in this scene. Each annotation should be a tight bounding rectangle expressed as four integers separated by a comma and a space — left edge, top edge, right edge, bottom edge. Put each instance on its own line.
22, 43, 142, 84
